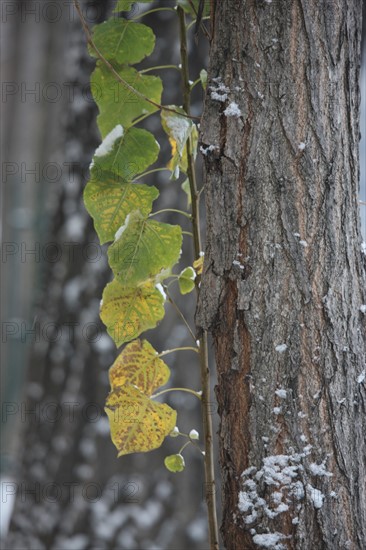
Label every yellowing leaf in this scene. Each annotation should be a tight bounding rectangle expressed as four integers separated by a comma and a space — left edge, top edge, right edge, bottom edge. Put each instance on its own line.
193, 254, 204, 275
85, 127, 160, 244
105, 386, 176, 456
85, 175, 159, 245
105, 339, 176, 456
161, 107, 198, 180
100, 279, 165, 347
108, 210, 182, 287
109, 339, 170, 395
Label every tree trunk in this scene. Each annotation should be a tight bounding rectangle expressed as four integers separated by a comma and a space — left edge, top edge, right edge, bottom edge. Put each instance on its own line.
197, 1, 366, 548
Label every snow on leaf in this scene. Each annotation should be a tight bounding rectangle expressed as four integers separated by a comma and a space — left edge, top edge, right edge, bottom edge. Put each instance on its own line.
108, 210, 182, 287
85, 127, 160, 243
161, 106, 198, 180
189, 429, 199, 440
94, 125, 124, 157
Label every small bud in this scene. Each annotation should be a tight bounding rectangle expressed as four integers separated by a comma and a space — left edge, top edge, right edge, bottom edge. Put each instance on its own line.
189, 429, 199, 440
170, 426, 180, 437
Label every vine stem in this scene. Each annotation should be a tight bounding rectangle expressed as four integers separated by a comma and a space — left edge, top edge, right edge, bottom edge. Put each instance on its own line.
73, 0, 199, 121
165, 288, 197, 343
149, 208, 192, 220
158, 347, 199, 357
139, 65, 180, 74
151, 387, 201, 400
133, 168, 170, 181
178, 7, 219, 550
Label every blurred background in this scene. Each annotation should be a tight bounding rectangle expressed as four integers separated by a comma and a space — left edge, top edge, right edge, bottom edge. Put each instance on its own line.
0, 1, 365, 549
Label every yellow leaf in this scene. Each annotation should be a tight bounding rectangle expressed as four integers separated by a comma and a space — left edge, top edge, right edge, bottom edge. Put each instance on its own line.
193, 254, 204, 275
105, 386, 176, 456
100, 279, 165, 347
109, 339, 170, 395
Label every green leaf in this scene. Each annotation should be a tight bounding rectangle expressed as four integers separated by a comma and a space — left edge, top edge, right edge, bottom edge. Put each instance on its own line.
100, 279, 166, 347
164, 453, 185, 473
105, 338, 176, 457
106, 386, 176, 456
109, 339, 170, 395
85, 127, 160, 243
85, 175, 158, 245
91, 63, 163, 136
91, 19, 155, 65
108, 210, 182, 287
181, 178, 191, 207
178, 266, 196, 294
90, 126, 160, 180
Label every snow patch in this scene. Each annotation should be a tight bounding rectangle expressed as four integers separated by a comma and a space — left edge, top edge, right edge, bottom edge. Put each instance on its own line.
224, 102, 242, 117
309, 461, 333, 477
275, 389, 287, 399
165, 115, 191, 146
275, 344, 287, 353
298, 142, 306, 150
95, 125, 123, 157
307, 484, 324, 509
360, 304, 366, 314
200, 145, 217, 156
210, 78, 230, 102
253, 532, 286, 549
114, 214, 130, 241
357, 370, 365, 384
155, 283, 166, 300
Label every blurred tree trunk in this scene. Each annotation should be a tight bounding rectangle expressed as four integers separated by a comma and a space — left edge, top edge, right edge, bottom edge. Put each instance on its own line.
198, 1, 366, 548
3, 2, 210, 549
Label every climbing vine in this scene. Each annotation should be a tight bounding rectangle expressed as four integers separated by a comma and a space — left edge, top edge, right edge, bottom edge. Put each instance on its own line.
75, 0, 218, 547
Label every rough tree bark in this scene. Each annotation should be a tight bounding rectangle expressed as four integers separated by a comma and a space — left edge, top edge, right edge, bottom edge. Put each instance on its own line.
197, 1, 366, 549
